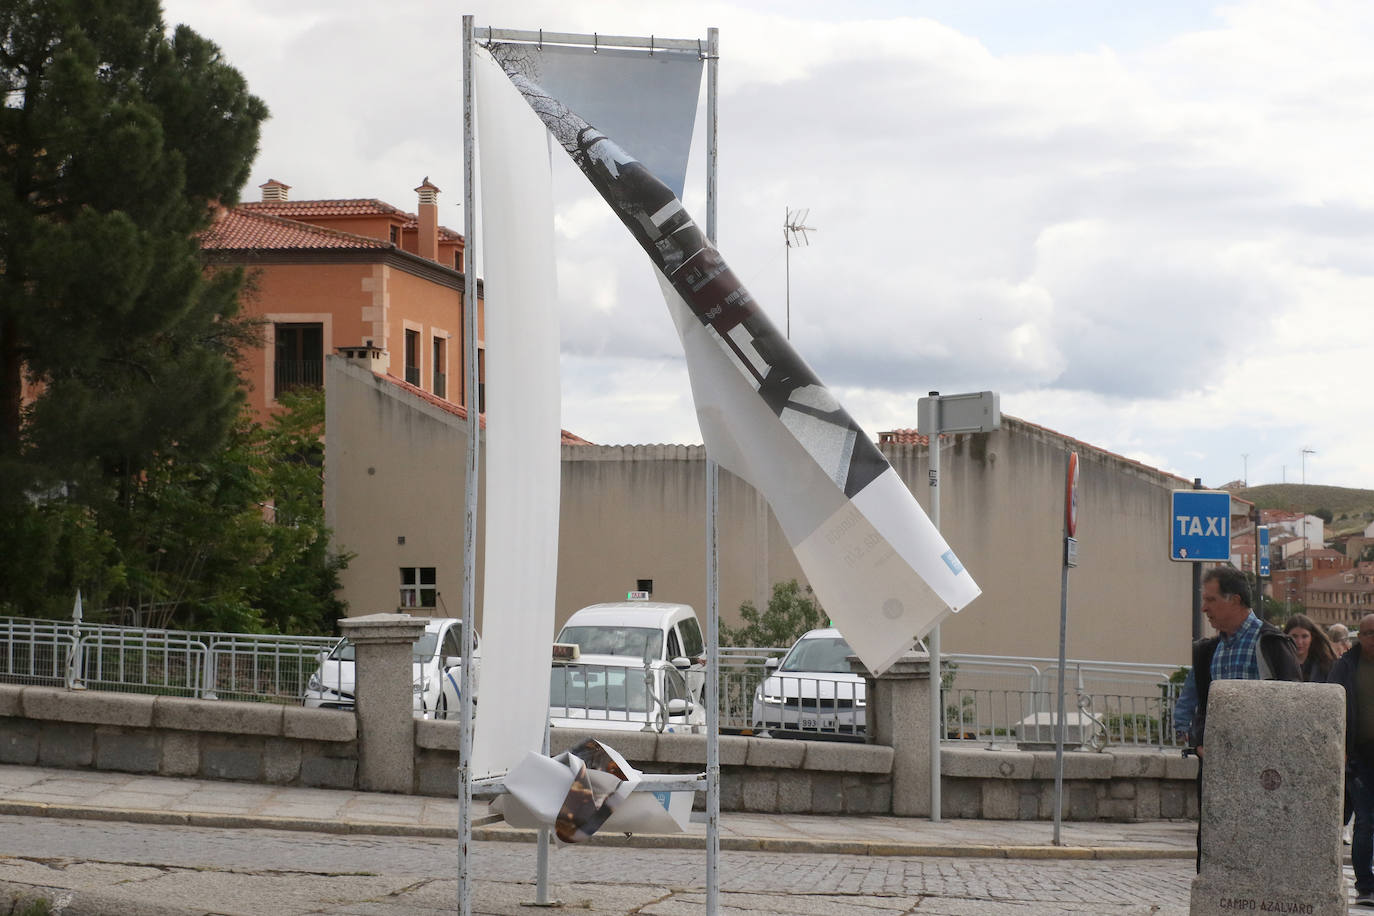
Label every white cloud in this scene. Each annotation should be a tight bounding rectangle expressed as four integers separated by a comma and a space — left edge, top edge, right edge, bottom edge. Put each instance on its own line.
160, 0, 1374, 487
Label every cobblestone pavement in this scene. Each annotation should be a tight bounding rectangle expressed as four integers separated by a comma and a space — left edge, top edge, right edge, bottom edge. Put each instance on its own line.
0, 814, 1197, 915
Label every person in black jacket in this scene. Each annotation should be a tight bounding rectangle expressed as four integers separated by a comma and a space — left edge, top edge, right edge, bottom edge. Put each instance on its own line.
1186, 566, 1300, 871
1327, 613, 1374, 906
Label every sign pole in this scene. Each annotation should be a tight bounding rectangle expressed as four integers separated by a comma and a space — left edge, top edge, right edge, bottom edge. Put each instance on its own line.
1191, 478, 1203, 641
915, 389, 1000, 823
1053, 450, 1078, 846
923, 392, 942, 823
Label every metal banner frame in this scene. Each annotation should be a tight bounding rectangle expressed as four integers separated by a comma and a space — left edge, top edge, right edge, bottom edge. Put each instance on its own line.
459, 18, 720, 916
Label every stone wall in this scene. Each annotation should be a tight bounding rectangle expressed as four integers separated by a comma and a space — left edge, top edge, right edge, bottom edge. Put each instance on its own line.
0, 686, 358, 789
0, 685, 1198, 820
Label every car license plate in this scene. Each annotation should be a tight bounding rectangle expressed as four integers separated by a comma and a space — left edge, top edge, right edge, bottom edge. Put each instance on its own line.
801, 717, 835, 730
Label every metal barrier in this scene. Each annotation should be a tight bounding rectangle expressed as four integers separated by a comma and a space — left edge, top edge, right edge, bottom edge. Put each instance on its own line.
77, 630, 210, 697
0, 616, 1187, 748
0, 619, 76, 687
942, 654, 1186, 750
549, 659, 701, 732
0, 616, 338, 703
207, 634, 340, 703
750, 673, 865, 739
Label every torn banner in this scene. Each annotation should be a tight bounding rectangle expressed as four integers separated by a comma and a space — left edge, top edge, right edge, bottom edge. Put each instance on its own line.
493, 739, 693, 843
484, 46, 980, 675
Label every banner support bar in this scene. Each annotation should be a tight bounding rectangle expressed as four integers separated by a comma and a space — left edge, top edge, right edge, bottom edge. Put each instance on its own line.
480, 27, 707, 54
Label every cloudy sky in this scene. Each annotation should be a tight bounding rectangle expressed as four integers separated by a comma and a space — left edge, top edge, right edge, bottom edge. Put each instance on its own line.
161, 0, 1374, 491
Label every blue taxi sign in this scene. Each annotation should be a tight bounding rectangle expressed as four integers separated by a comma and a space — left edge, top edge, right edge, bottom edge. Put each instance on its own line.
1170, 490, 1233, 562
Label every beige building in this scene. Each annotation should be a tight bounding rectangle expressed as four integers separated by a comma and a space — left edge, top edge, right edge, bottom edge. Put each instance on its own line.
325, 355, 1197, 666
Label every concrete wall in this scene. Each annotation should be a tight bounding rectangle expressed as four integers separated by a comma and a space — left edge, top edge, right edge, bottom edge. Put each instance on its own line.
327, 355, 1196, 666
326, 357, 485, 618
0, 686, 1196, 821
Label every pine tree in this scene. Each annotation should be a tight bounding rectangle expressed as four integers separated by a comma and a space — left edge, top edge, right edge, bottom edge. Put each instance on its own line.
0, 0, 267, 478
0, 0, 269, 620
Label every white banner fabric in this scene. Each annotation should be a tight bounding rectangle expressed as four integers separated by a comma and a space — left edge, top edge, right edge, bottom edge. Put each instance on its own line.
470, 49, 563, 780
485, 43, 702, 198
660, 276, 979, 673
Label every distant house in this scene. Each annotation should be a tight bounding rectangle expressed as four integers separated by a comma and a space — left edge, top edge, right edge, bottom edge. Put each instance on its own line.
200, 178, 480, 421
1305, 566, 1374, 627
1261, 509, 1325, 551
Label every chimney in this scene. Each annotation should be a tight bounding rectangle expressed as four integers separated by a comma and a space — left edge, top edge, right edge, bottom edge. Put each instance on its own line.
336, 342, 388, 375
416, 177, 440, 262
260, 179, 290, 202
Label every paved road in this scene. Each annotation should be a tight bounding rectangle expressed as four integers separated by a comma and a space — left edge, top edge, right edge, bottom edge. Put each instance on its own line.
0, 814, 1195, 915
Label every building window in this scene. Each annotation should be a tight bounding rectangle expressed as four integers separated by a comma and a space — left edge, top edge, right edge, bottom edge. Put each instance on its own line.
400, 567, 436, 608
404, 329, 420, 386
274, 323, 323, 397
432, 336, 446, 399
477, 347, 485, 413
390, 225, 399, 244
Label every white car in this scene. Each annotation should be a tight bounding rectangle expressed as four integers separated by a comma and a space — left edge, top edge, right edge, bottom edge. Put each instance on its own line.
752, 628, 865, 739
302, 617, 479, 719
549, 600, 706, 732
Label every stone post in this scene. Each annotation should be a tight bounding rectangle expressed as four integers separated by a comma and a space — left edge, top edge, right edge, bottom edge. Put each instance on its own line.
1190, 680, 1345, 916
854, 648, 933, 817
338, 613, 427, 793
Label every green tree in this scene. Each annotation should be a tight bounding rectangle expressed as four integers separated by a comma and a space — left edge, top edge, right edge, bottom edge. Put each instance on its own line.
0, 392, 349, 632
721, 579, 826, 648
0, 1, 273, 624
1314, 507, 1334, 524
0, 0, 267, 481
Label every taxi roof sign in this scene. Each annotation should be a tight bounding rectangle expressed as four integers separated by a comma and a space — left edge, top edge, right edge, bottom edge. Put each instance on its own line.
626, 590, 651, 601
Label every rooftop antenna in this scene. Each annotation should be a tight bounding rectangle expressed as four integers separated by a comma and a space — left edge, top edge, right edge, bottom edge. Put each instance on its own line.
783, 207, 815, 340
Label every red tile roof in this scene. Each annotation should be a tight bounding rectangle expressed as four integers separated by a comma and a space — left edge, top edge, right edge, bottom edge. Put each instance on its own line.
242, 199, 463, 242
200, 209, 392, 251
242, 199, 409, 219
877, 428, 928, 446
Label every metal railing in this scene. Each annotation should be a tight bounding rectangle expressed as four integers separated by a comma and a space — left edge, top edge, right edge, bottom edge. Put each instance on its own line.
0, 616, 1188, 748
0, 619, 76, 687
274, 359, 323, 396
549, 659, 700, 732
0, 616, 338, 701
942, 654, 1186, 750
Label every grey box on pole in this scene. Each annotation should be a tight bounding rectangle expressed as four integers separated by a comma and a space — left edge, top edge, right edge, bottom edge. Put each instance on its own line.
916, 391, 1000, 435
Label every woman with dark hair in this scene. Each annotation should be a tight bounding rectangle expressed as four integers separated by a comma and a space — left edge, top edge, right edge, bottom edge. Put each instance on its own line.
1284, 613, 1337, 682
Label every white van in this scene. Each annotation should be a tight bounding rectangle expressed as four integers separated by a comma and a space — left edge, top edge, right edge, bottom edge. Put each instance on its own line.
549, 601, 705, 732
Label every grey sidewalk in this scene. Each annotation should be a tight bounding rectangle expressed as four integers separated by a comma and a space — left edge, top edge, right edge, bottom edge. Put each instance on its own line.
0, 762, 1194, 859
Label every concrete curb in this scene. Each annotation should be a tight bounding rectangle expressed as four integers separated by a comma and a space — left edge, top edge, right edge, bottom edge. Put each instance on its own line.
0, 799, 1196, 861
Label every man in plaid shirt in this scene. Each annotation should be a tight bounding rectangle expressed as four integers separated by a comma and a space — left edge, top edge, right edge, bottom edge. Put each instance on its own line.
1185, 565, 1300, 870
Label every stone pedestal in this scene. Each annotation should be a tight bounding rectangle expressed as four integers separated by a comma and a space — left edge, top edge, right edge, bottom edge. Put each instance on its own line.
339, 613, 427, 794
1190, 680, 1345, 916
854, 649, 932, 817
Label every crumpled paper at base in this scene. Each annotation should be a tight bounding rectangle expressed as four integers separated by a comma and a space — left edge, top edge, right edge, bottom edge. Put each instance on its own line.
491, 738, 692, 843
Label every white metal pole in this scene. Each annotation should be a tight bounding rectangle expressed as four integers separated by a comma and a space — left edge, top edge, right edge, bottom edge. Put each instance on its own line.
458, 15, 479, 916
924, 393, 941, 823
704, 26, 721, 916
